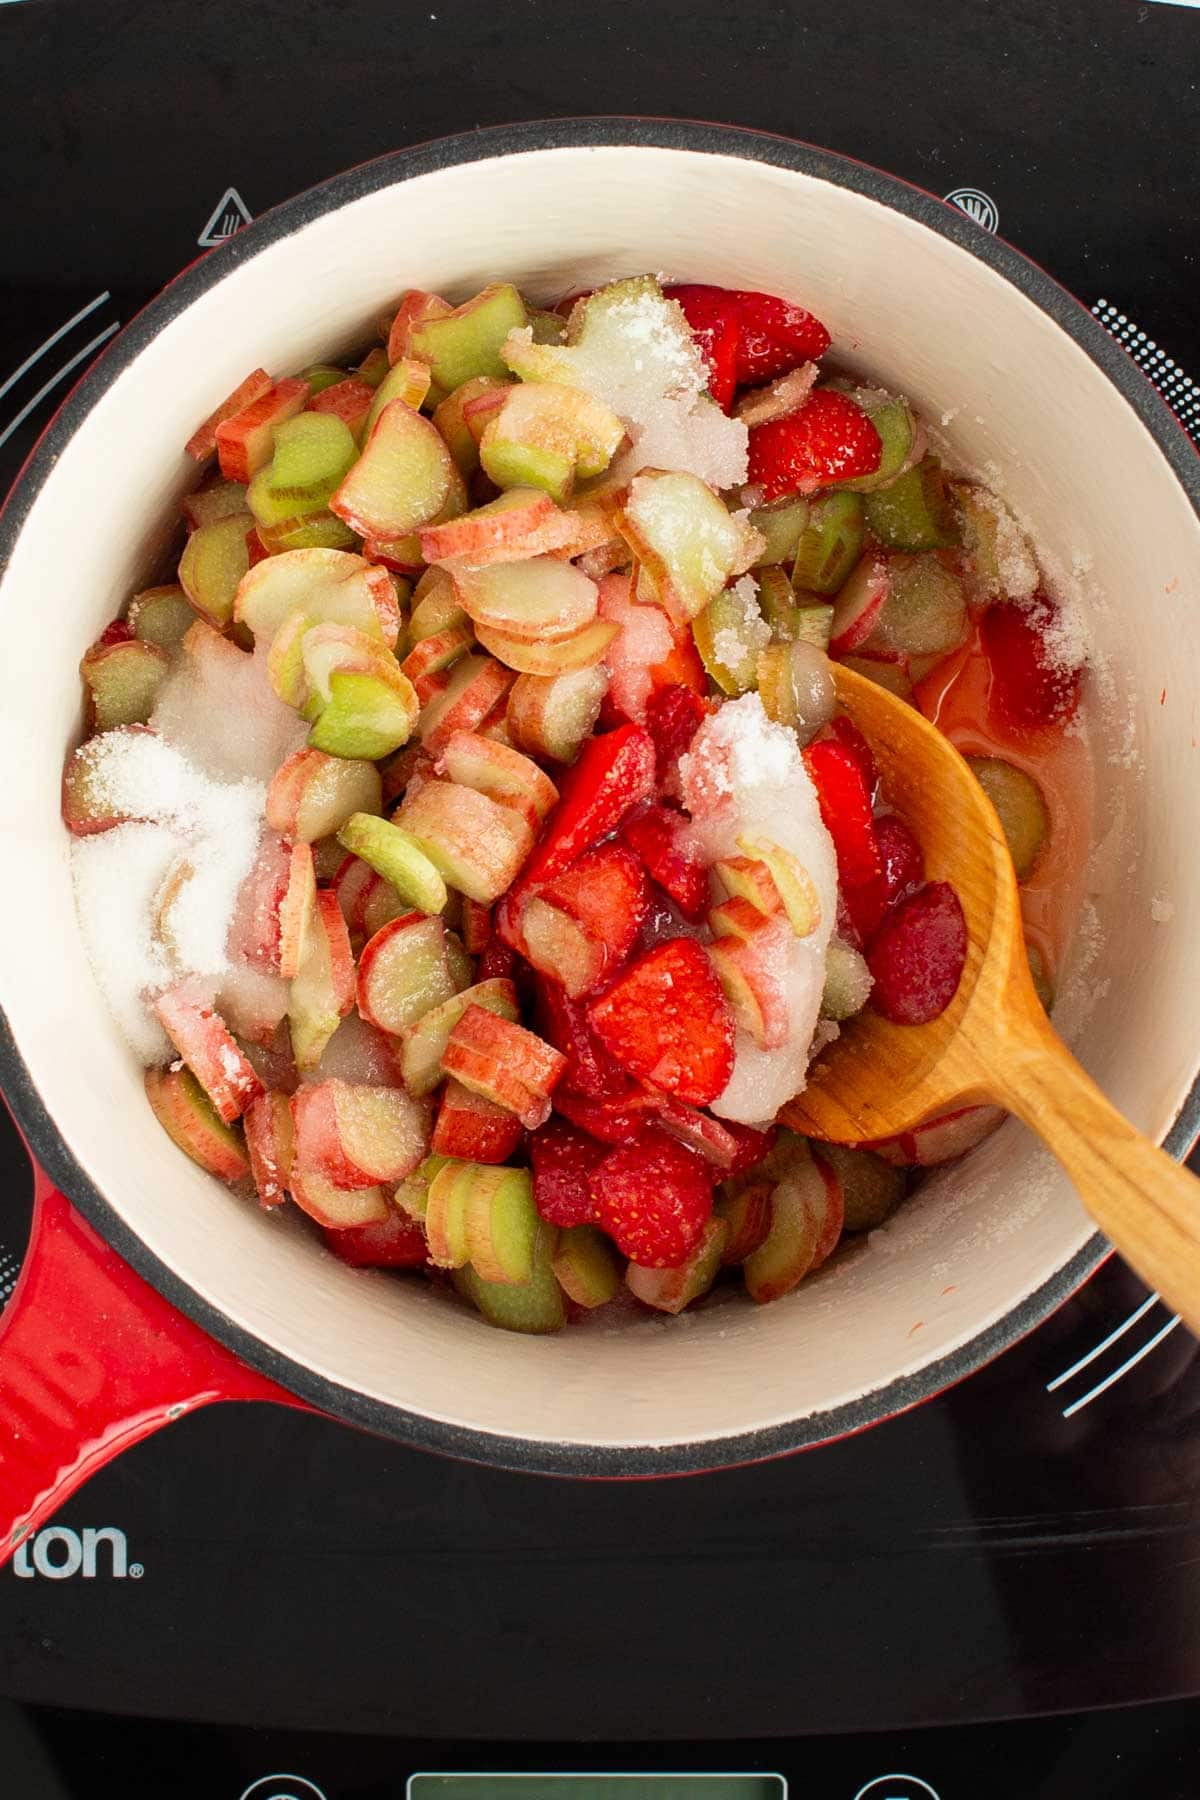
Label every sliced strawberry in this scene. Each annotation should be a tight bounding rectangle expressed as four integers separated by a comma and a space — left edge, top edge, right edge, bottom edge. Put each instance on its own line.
526, 840, 650, 996
536, 983, 631, 1098
803, 737, 883, 890
643, 683, 709, 785
620, 803, 708, 921
981, 594, 1083, 733
662, 283, 740, 411
731, 290, 831, 384
725, 1119, 779, 1174
554, 1086, 662, 1145
477, 936, 518, 982
321, 1207, 428, 1269
866, 879, 967, 1025
591, 1124, 714, 1268
588, 937, 735, 1108
827, 714, 878, 796
844, 810, 926, 944
530, 1117, 606, 1227
747, 390, 881, 500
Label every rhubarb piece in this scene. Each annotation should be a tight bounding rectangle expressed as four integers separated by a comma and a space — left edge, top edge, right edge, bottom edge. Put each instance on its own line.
530, 1117, 606, 1226
735, 364, 818, 428
742, 1147, 829, 1303
692, 581, 770, 696
453, 556, 599, 641
865, 456, 960, 552
479, 381, 624, 501
289, 1161, 390, 1229
410, 282, 528, 390
277, 842, 318, 980
952, 482, 1039, 601
474, 616, 618, 675
145, 1065, 249, 1181
453, 1222, 565, 1333
233, 547, 394, 645
432, 375, 507, 475
361, 356, 433, 439
399, 977, 519, 1097
649, 1099, 743, 1169
866, 880, 967, 1025
337, 812, 448, 914
748, 495, 811, 567
243, 1090, 296, 1206
620, 803, 708, 921
588, 938, 735, 1107
441, 1162, 538, 1284
734, 834, 822, 937
461, 898, 492, 955
214, 377, 308, 483
981, 594, 1084, 732
394, 1152, 451, 1222
715, 1182, 773, 1264
791, 490, 865, 594
250, 411, 358, 520
80, 639, 169, 730
802, 738, 882, 889
307, 659, 420, 760
712, 854, 785, 918
288, 887, 356, 1070
293, 1079, 429, 1186
523, 840, 650, 998
154, 984, 264, 1123
748, 390, 882, 499
966, 757, 1048, 880
707, 920, 792, 1051
420, 486, 580, 565
330, 400, 456, 540
592, 1125, 714, 1269
820, 938, 874, 1021
437, 730, 558, 830
178, 514, 252, 628
185, 370, 273, 462
620, 471, 759, 625
128, 585, 198, 652
395, 777, 533, 904
356, 912, 460, 1034
400, 624, 474, 697
182, 478, 250, 529
416, 653, 515, 754
860, 1102, 1005, 1170
755, 640, 835, 742
442, 1003, 566, 1128
265, 748, 381, 844
321, 1204, 428, 1268
811, 1142, 905, 1232
626, 1215, 727, 1313
432, 1078, 523, 1164
386, 288, 453, 365
829, 551, 889, 655
552, 1225, 622, 1307
861, 553, 967, 659
506, 664, 609, 764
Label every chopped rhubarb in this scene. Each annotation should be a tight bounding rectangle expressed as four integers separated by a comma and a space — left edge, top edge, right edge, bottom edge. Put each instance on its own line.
432, 1078, 524, 1164
154, 984, 264, 1124
442, 1003, 566, 1128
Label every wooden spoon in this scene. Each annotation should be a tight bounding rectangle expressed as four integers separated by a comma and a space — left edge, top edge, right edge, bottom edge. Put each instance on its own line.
781, 663, 1200, 1332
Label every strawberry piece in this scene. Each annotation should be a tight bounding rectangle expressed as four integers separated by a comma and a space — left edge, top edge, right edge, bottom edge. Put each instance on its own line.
588, 938, 735, 1107
321, 1208, 428, 1269
477, 936, 517, 982
591, 1124, 714, 1268
747, 390, 881, 500
154, 984, 264, 1124
662, 283, 741, 411
725, 1119, 779, 1174
536, 983, 630, 1098
99, 618, 134, 647
530, 1117, 606, 1227
522, 723, 656, 890
844, 811, 926, 944
644, 683, 709, 785
827, 714, 878, 796
432, 1078, 523, 1164
867, 879, 967, 1025
981, 594, 1083, 732
730, 290, 831, 384
651, 625, 708, 697
527, 840, 651, 996
621, 803, 708, 921
554, 1087, 662, 1145
803, 738, 883, 890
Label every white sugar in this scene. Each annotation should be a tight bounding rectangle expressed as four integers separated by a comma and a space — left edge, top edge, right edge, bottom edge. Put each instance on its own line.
151, 623, 307, 786
71, 823, 185, 1062
1151, 895, 1175, 923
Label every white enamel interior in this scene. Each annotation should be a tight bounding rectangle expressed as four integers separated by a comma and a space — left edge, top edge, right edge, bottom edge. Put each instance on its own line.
1, 143, 1198, 1457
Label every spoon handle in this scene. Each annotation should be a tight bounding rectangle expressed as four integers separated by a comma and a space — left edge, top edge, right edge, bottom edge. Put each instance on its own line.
989, 1011, 1200, 1336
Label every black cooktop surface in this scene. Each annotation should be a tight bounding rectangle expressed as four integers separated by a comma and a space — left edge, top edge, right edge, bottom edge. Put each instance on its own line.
1, 1, 1199, 1794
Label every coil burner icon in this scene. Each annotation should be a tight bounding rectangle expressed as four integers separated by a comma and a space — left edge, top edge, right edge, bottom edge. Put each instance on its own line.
943, 187, 999, 233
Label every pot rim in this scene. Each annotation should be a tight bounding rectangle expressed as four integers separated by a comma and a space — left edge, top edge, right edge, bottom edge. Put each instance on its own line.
2, 116, 1197, 1478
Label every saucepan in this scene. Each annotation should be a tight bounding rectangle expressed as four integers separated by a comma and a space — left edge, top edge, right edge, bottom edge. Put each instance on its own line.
1, 119, 1198, 1558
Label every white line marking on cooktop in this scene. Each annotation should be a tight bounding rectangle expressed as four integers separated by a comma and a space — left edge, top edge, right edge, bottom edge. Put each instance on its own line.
1093, 299, 1200, 434
1061, 1315, 1184, 1418
1046, 1293, 1161, 1391
0, 321, 119, 451
0, 290, 110, 406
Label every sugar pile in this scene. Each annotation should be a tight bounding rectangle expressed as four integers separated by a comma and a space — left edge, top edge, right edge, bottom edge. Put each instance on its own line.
679, 693, 838, 1125
69, 724, 267, 1062
712, 575, 770, 672
150, 621, 307, 786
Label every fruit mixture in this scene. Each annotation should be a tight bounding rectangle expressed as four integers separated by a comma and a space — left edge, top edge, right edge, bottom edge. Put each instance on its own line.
63, 275, 1088, 1332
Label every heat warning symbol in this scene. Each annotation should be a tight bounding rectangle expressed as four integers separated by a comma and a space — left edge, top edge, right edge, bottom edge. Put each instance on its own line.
198, 186, 253, 248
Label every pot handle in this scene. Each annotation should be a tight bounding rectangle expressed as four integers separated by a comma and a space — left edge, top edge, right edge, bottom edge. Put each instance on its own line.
0, 1165, 309, 1565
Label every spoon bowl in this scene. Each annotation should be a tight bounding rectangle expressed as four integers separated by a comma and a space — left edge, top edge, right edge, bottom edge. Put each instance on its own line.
784, 664, 1200, 1334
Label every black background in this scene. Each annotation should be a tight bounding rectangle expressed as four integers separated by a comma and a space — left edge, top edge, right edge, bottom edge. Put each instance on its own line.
1, 0, 1199, 1794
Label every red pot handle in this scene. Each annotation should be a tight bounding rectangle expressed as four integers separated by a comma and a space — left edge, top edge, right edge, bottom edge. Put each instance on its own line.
0, 1163, 310, 1566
